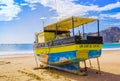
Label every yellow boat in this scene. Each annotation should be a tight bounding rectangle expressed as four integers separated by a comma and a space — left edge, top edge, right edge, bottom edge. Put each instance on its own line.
34, 16, 103, 75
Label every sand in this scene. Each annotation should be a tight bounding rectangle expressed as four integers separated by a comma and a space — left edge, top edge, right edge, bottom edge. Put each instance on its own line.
0, 50, 120, 81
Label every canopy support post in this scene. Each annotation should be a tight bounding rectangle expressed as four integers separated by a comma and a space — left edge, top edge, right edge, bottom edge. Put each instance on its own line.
55, 24, 58, 38
72, 17, 75, 36
97, 20, 100, 37
82, 25, 85, 38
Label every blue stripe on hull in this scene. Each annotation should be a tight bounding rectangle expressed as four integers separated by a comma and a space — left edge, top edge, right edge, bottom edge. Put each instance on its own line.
48, 51, 76, 62
36, 51, 76, 63
88, 50, 101, 58
36, 50, 102, 62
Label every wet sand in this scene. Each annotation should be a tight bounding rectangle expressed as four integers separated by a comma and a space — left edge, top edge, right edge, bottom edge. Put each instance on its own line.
0, 50, 120, 81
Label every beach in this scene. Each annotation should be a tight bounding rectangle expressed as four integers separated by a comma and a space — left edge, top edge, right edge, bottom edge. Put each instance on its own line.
0, 50, 120, 81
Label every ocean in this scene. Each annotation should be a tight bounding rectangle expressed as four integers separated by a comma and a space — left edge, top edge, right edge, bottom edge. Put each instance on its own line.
0, 43, 120, 57
0, 44, 34, 57
102, 43, 120, 51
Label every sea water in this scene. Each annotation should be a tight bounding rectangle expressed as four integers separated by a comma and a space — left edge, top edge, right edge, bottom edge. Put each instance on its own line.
0, 44, 34, 57
102, 43, 120, 51
0, 43, 120, 57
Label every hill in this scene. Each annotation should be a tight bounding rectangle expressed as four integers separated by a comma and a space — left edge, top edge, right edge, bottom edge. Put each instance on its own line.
88, 27, 120, 43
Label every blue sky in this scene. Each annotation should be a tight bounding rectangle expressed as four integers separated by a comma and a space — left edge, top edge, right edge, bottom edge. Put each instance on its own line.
0, 0, 120, 44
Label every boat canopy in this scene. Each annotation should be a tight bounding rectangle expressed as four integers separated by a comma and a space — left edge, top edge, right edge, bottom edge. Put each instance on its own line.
44, 16, 97, 31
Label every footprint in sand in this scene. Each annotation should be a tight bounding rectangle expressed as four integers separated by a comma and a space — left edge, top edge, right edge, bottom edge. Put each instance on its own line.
0, 61, 11, 65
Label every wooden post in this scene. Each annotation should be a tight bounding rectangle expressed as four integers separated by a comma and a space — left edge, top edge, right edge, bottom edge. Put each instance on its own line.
89, 59, 92, 68
97, 57, 101, 74
33, 53, 39, 67
83, 60, 87, 72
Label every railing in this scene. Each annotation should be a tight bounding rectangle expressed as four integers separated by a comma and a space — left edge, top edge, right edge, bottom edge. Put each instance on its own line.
34, 36, 103, 48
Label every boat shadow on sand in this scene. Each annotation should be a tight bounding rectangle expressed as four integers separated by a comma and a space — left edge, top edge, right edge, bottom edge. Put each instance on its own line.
46, 67, 120, 81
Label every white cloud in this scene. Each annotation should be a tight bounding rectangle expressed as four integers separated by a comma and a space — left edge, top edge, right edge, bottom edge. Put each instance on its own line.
100, 13, 120, 19
24, 0, 120, 20
24, 0, 98, 18
96, 1, 120, 11
0, 0, 21, 21
29, 4, 37, 10
20, 3, 28, 6
40, 17, 47, 20
24, 0, 40, 10
109, 13, 120, 19
89, 16, 98, 19
0, 0, 119, 21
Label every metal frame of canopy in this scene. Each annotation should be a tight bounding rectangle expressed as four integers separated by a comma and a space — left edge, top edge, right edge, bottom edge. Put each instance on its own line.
44, 16, 100, 37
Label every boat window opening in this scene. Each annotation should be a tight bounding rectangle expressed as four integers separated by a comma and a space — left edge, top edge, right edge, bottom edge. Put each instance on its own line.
55, 33, 70, 40
34, 33, 39, 43
75, 30, 82, 39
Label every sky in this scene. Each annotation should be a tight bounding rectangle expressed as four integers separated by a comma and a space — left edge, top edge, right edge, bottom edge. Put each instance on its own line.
0, 0, 120, 44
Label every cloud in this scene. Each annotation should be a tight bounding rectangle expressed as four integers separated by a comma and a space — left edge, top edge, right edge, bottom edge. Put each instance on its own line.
96, 1, 120, 11
100, 13, 120, 19
20, 3, 28, 6
29, 4, 37, 10
24, 0, 97, 18
24, 0, 40, 10
0, 0, 119, 21
89, 16, 99, 19
109, 13, 120, 19
0, 0, 21, 21
24, 0, 120, 20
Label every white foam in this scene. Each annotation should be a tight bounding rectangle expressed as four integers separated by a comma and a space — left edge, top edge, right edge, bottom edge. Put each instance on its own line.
102, 48, 120, 51
0, 51, 34, 58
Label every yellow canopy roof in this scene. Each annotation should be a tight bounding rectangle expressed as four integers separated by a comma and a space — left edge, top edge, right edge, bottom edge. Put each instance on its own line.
44, 16, 97, 31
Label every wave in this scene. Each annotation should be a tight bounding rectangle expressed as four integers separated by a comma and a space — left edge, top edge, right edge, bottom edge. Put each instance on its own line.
0, 51, 34, 58
102, 48, 120, 51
